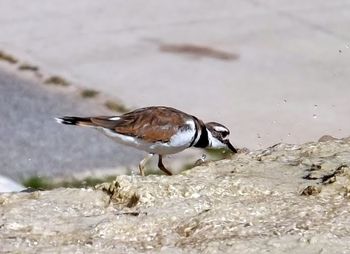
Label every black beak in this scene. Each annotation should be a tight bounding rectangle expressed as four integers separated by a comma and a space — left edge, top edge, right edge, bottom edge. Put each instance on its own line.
225, 140, 237, 153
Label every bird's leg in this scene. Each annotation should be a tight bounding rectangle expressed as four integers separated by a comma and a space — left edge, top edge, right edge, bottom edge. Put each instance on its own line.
194, 154, 207, 167
139, 153, 154, 176
158, 155, 173, 176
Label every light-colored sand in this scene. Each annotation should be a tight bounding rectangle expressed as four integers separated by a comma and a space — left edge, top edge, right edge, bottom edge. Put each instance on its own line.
0, 1, 349, 149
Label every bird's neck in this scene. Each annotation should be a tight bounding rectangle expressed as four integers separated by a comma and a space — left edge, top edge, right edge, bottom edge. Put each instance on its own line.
193, 121, 209, 148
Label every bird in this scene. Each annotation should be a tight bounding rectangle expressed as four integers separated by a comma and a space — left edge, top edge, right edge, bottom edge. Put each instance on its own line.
55, 106, 237, 176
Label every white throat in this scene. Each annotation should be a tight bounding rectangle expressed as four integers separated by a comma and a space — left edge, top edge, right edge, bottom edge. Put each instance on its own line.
207, 130, 226, 149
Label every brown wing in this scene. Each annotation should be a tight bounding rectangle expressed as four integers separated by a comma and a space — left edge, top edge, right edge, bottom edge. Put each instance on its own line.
91, 106, 193, 142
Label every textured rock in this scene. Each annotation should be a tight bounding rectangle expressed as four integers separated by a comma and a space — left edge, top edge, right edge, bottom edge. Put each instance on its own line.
1, 140, 350, 253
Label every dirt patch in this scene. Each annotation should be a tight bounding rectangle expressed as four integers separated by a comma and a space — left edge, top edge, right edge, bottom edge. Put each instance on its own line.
44, 75, 70, 86
80, 89, 99, 98
159, 43, 239, 61
0, 50, 18, 64
18, 63, 39, 72
104, 100, 129, 113
96, 179, 140, 208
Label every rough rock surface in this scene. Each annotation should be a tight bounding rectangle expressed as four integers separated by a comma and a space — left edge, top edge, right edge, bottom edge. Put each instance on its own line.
1, 139, 350, 253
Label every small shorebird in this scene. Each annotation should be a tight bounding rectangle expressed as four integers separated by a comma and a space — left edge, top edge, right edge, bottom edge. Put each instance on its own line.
56, 106, 237, 176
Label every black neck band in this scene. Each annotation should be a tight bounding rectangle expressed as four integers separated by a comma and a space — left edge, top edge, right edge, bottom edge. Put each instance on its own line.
194, 125, 209, 148
189, 124, 199, 147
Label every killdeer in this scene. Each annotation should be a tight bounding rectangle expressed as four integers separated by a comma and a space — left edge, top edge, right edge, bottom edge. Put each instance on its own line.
56, 106, 237, 176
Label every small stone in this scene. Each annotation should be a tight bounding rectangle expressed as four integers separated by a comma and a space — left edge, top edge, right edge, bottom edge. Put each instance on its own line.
300, 186, 321, 196
318, 135, 338, 142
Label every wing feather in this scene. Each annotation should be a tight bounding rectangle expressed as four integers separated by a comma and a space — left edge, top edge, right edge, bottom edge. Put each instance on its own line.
92, 107, 193, 143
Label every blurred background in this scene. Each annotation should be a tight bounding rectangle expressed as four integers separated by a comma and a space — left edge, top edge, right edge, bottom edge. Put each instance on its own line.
0, 0, 349, 190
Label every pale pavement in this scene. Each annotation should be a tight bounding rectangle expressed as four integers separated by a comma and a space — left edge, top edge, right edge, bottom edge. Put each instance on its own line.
0, 0, 349, 150
0, 69, 143, 180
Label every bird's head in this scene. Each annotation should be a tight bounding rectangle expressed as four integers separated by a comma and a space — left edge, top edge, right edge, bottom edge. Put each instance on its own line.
205, 122, 237, 153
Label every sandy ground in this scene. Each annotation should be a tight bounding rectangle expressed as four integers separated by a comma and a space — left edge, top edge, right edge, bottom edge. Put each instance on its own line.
0, 0, 349, 150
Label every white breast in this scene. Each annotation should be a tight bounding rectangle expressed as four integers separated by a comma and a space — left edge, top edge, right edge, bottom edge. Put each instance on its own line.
98, 119, 197, 155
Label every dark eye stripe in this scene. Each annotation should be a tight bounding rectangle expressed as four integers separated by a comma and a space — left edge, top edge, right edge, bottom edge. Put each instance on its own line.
221, 131, 229, 137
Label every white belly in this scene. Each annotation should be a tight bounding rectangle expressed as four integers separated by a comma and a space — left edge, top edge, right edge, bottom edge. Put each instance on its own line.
98, 120, 196, 155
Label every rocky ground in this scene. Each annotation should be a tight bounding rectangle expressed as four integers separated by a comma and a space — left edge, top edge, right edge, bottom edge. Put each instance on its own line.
1, 138, 350, 253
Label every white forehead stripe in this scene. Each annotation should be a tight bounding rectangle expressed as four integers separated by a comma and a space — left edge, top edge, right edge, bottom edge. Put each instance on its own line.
213, 126, 228, 132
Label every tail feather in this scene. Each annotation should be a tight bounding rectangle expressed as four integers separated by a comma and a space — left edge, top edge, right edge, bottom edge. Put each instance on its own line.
55, 116, 95, 127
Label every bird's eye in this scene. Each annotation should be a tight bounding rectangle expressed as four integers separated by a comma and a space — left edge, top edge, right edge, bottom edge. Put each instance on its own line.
221, 131, 229, 138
